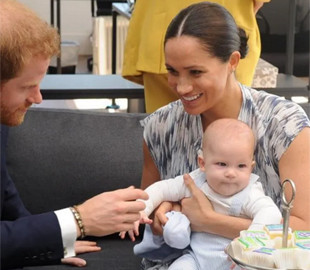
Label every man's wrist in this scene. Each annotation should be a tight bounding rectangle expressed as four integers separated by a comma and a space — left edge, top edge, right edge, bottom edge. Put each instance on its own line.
70, 205, 86, 239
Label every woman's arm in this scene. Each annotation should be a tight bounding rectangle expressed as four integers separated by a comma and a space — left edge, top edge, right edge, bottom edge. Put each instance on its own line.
181, 174, 251, 239
278, 127, 310, 230
141, 140, 160, 189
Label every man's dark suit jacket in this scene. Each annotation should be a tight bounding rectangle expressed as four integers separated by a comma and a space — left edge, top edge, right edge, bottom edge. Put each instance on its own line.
1, 125, 64, 269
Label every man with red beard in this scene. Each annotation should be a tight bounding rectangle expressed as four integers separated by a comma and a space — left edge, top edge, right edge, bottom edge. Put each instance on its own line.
0, 1, 148, 269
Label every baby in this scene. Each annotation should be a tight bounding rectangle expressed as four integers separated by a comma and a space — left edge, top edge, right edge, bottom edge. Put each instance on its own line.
121, 118, 282, 269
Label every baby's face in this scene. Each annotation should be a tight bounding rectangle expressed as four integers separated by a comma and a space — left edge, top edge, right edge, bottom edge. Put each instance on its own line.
201, 139, 254, 196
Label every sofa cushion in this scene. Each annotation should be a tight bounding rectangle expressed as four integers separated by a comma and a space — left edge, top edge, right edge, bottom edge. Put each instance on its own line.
23, 237, 142, 270
6, 108, 147, 214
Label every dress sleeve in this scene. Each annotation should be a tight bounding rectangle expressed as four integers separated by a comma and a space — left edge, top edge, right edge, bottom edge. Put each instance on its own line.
268, 101, 310, 162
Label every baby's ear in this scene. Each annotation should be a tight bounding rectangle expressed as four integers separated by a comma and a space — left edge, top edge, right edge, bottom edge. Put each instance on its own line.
198, 153, 205, 171
251, 160, 256, 169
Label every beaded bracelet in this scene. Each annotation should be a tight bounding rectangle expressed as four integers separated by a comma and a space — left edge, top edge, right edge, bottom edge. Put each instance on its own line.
70, 205, 86, 239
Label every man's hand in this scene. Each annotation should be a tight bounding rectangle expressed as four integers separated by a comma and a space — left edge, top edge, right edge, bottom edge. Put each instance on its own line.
181, 174, 214, 232
77, 186, 148, 237
61, 240, 101, 267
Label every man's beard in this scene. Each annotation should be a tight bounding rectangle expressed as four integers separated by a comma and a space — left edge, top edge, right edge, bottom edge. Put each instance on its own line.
0, 102, 30, 126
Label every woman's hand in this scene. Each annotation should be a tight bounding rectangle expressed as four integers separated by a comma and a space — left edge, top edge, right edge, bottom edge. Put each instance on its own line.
182, 174, 251, 238
61, 240, 101, 267
181, 174, 214, 232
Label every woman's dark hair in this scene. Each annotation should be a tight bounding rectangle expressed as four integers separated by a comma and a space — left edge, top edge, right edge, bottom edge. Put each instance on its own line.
164, 2, 248, 62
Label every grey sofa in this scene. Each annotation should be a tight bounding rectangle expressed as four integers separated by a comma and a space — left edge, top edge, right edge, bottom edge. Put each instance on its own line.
5, 108, 147, 270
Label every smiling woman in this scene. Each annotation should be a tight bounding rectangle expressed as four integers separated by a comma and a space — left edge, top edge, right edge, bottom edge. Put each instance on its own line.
122, 0, 268, 113
138, 2, 310, 270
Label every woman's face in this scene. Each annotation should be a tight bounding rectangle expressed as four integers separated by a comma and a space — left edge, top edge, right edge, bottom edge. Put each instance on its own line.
164, 36, 232, 115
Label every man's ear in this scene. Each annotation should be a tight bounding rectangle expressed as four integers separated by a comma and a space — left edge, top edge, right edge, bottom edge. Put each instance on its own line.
198, 155, 205, 171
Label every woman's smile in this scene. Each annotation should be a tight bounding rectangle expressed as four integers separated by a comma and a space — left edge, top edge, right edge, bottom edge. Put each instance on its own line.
182, 93, 203, 102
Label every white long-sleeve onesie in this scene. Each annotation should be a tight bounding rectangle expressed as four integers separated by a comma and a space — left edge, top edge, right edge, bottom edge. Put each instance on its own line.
137, 169, 282, 269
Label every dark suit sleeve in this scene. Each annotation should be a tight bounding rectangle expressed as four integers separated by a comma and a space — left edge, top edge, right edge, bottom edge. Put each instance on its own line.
1, 125, 30, 220
1, 213, 64, 269
1, 125, 64, 269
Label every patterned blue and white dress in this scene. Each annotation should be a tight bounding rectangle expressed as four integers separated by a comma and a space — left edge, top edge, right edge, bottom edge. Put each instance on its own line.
141, 84, 310, 208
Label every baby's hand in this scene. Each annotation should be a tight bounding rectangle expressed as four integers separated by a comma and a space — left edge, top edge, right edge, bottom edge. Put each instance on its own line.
119, 220, 140, 242
119, 229, 136, 241
140, 212, 153, 225
119, 212, 153, 241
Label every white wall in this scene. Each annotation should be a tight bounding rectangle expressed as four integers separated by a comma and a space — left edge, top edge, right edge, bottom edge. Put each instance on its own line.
18, 0, 93, 55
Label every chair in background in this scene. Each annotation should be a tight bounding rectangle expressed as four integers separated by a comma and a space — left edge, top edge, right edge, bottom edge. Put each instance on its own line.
257, 0, 309, 77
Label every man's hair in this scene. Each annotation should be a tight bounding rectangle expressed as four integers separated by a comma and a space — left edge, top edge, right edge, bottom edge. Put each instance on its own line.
0, 0, 60, 84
